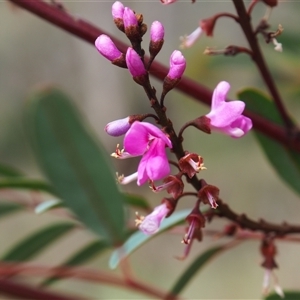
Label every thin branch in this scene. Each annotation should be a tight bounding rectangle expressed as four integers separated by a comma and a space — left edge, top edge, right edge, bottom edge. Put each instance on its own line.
232, 0, 294, 130
6, 0, 300, 152
215, 199, 300, 236
6, 0, 300, 237
0, 262, 181, 300
0, 278, 82, 300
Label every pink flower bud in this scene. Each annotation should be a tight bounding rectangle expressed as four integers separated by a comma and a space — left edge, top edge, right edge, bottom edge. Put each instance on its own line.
105, 117, 130, 136
123, 7, 138, 29
150, 21, 164, 42
112, 1, 124, 20
167, 50, 186, 80
95, 35, 123, 61
125, 48, 146, 77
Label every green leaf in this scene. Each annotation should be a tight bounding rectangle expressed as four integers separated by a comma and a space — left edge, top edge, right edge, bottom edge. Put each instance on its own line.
238, 88, 300, 196
170, 246, 225, 295
0, 178, 55, 194
35, 199, 62, 214
26, 87, 126, 246
42, 240, 110, 286
0, 163, 23, 177
0, 202, 23, 218
109, 209, 191, 269
2, 223, 75, 261
265, 291, 300, 300
123, 194, 151, 211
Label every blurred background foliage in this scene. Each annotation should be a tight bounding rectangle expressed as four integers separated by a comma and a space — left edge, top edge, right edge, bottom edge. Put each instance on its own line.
1, 1, 300, 299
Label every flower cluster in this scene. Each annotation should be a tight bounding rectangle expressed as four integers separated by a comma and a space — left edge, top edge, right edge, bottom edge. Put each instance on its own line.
110, 121, 172, 186
96, 0, 252, 265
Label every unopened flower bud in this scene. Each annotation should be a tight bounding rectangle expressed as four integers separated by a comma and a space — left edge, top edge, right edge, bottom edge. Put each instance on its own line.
123, 7, 138, 28
150, 21, 164, 42
123, 7, 140, 41
126, 48, 148, 85
162, 50, 186, 96
167, 50, 186, 80
149, 21, 164, 58
112, 1, 125, 31
95, 35, 126, 68
105, 115, 148, 136
105, 117, 131, 137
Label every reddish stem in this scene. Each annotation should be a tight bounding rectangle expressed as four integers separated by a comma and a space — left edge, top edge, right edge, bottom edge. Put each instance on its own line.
232, 0, 294, 130
6, 0, 300, 152
0, 278, 82, 300
0, 262, 180, 300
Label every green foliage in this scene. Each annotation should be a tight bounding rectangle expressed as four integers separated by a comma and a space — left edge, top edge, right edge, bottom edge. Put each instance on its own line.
0, 163, 23, 177
123, 194, 151, 211
265, 291, 300, 300
2, 223, 75, 261
26, 87, 126, 246
0, 202, 23, 218
0, 178, 54, 194
238, 88, 300, 196
170, 246, 225, 295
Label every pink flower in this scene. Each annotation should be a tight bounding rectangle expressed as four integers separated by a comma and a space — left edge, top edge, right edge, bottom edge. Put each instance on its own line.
119, 121, 172, 186
137, 203, 170, 235
167, 50, 186, 80
206, 81, 253, 138
126, 47, 147, 77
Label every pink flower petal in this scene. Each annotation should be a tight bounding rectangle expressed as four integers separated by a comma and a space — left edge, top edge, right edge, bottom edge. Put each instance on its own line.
211, 81, 230, 109
137, 139, 170, 185
124, 122, 151, 155
139, 203, 170, 235
207, 100, 245, 127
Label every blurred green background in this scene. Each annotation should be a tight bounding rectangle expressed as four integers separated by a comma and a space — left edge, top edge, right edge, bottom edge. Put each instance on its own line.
1, 1, 300, 299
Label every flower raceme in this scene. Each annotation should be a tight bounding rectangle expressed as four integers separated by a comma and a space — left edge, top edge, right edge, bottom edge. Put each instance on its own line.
205, 81, 253, 138
108, 121, 172, 186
